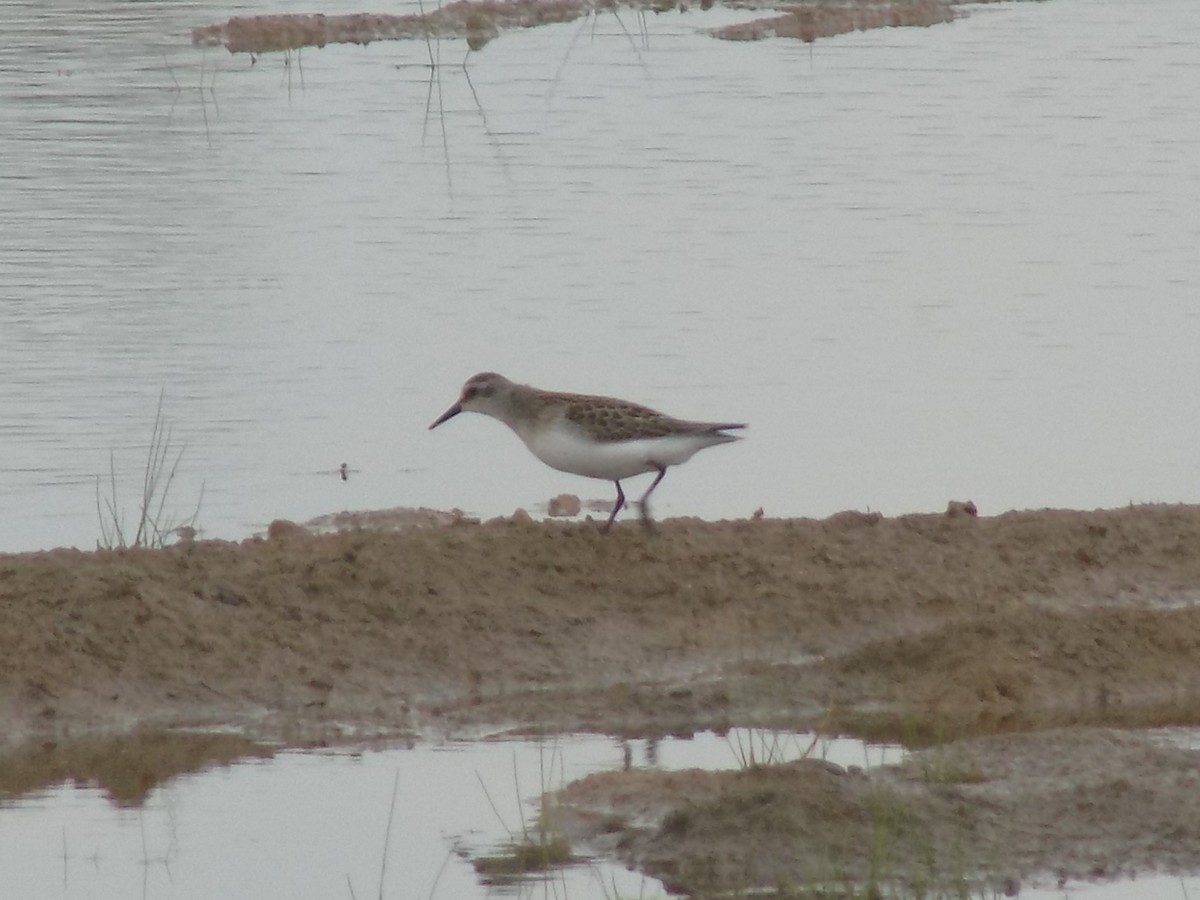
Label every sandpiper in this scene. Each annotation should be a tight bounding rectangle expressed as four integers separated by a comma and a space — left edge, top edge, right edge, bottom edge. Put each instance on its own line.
429, 372, 745, 531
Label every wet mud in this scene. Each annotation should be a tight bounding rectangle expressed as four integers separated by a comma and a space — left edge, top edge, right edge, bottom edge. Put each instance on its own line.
4, 503, 1200, 893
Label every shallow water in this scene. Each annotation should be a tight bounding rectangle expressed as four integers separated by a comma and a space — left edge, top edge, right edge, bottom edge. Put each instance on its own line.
5, 726, 1199, 899
2, 0, 1200, 553
0, 729, 901, 899
2, 724, 1200, 900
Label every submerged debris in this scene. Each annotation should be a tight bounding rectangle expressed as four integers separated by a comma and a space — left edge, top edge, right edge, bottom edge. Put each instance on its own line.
713, 0, 955, 41
192, 1, 615, 53
192, 0, 966, 54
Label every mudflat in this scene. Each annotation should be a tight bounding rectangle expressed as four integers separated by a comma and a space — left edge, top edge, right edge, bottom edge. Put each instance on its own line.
4, 503, 1200, 893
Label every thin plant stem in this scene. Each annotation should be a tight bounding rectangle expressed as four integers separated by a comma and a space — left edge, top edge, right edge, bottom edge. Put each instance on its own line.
377, 770, 400, 900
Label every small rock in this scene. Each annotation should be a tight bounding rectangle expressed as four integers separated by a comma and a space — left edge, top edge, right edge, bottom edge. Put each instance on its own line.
489, 509, 533, 526
946, 500, 978, 518
547, 494, 582, 517
267, 519, 307, 540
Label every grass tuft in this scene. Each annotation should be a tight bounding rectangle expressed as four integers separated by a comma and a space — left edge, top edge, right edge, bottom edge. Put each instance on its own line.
95, 390, 203, 549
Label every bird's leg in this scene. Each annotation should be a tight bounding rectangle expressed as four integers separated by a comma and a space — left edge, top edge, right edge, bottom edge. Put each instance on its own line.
637, 466, 668, 532
602, 480, 625, 533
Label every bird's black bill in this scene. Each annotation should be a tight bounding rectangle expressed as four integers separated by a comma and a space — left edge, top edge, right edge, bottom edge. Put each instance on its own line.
428, 403, 463, 430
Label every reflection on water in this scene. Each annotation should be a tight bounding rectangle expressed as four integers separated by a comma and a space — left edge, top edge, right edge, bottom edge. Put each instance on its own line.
0, 730, 273, 808
0, 729, 901, 900
2, 0, 1200, 552
3, 726, 1197, 899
